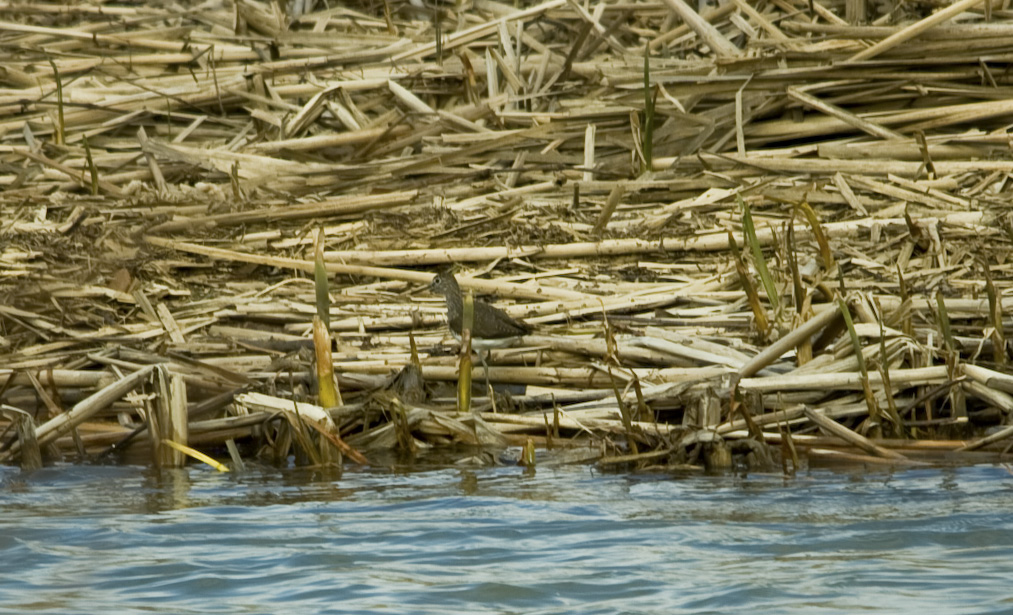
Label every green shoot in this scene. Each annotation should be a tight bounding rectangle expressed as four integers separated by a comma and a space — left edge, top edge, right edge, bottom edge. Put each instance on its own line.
739, 194, 781, 321
47, 59, 64, 146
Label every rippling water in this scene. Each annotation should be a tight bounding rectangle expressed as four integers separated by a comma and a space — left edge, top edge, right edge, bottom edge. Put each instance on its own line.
0, 460, 1011, 614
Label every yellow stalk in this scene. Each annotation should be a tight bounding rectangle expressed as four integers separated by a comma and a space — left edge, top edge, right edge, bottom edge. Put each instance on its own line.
314, 315, 341, 407
161, 439, 229, 472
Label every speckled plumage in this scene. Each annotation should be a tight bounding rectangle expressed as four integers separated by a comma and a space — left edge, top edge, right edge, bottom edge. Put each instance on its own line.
429, 270, 530, 346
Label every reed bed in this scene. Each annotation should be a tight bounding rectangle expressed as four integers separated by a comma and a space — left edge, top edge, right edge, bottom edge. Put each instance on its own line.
2, 0, 1013, 472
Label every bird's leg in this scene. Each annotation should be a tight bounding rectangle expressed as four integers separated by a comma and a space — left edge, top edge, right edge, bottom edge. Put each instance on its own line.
479, 349, 492, 391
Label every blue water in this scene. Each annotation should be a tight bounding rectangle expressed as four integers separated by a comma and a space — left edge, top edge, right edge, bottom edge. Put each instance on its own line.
0, 462, 1010, 614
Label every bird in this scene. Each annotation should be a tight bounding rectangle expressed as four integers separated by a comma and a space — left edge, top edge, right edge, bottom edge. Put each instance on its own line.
429, 269, 531, 353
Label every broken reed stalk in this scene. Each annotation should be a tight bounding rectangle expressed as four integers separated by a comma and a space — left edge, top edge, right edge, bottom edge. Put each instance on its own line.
0, 406, 41, 470
237, 393, 350, 466
738, 303, 842, 378
3, 366, 155, 461
608, 366, 639, 456
877, 314, 904, 436
934, 289, 966, 419
314, 228, 330, 331
305, 419, 369, 465
837, 296, 881, 433
313, 228, 341, 408
592, 182, 625, 236
81, 136, 99, 196
803, 406, 909, 462
314, 315, 341, 407
458, 290, 474, 414
796, 201, 835, 272
282, 407, 324, 467
46, 58, 64, 146
641, 52, 654, 172
161, 439, 230, 472
728, 230, 770, 335
152, 365, 188, 468
981, 260, 1006, 366
520, 437, 536, 467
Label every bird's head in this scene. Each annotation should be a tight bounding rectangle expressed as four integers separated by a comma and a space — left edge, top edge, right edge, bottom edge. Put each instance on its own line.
429, 268, 459, 296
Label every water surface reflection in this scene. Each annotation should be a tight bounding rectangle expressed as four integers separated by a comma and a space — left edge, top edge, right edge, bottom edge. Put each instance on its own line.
0, 463, 1010, 614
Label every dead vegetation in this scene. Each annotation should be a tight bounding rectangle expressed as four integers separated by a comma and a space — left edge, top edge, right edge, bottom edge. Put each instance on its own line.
2, 0, 1013, 472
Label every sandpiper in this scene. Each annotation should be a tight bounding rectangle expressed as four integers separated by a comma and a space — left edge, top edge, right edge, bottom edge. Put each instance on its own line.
429, 269, 530, 354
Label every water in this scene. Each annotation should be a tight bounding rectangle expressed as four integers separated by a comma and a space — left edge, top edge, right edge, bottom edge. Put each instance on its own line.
0, 461, 1011, 615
